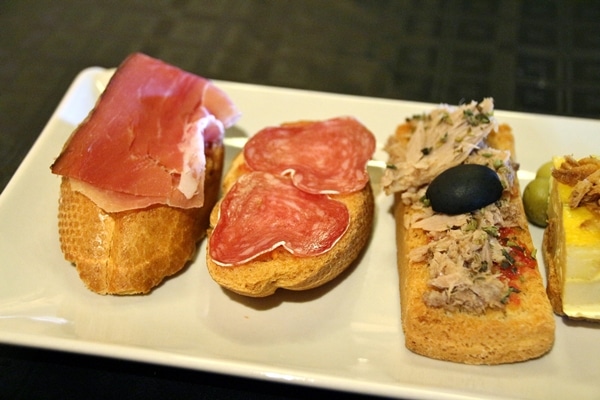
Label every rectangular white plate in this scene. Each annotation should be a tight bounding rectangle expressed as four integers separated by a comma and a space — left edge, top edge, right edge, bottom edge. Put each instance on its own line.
1, 67, 599, 400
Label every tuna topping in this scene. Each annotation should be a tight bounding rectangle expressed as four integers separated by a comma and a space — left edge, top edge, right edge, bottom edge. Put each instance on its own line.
384, 99, 527, 314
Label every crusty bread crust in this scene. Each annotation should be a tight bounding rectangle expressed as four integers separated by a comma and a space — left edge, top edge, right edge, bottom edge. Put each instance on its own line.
206, 152, 375, 297
57, 143, 224, 295
542, 161, 570, 318
394, 123, 555, 364
542, 217, 566, 316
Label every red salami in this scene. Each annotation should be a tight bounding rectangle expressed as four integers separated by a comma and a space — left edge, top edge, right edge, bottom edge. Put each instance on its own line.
243, 117, 376, 194
208, 171, 350, 266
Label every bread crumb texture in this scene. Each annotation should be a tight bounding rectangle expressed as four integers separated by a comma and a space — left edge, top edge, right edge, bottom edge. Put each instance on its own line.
57, 144, 223, 295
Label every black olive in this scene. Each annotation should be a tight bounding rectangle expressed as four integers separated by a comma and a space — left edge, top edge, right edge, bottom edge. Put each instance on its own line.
426, 164, 504, 215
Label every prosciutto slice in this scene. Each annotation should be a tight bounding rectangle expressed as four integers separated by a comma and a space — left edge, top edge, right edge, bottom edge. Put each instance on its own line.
51, 52, 240, 211
243, 117, 376, 194
209, 171, 350, 266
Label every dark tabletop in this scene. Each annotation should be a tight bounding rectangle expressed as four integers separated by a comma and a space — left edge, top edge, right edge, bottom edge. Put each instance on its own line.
2, 1, 600, 399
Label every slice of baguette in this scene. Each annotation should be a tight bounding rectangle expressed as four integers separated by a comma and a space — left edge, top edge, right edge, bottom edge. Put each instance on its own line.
57, 143, 224, 295
205, 152, 375, 297
393, 123, 555, 364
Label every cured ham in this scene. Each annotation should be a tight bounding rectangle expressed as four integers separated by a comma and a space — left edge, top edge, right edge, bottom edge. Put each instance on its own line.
51, 52, 240, 212
243, 117, 375, 194
209, 171, 350, 266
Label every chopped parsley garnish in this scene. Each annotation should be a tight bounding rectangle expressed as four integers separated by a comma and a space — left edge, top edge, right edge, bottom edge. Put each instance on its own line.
440, 112, 453, 125
480, 261, 489, 272
501, 248, 516, 267
482, 225, 499, 237
439, 132, 449, 144
463, 109, 492, 126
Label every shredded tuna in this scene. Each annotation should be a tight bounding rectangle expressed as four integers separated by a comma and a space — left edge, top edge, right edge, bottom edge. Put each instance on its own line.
423, 275, 506, 314
411, 213, 469, 232
402, 186, 519, 316
464, 147, 516, 190
382, 98, 497, 195
385, 99, 525, 314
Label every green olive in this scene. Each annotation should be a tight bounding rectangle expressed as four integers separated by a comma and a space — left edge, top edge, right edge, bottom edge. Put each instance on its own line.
536, 161, 554, 179
523, 178, 550, 227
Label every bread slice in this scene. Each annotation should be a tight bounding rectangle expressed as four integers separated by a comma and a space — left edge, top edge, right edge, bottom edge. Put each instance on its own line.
57, 142, 224, 295
543, 156, 600, 321
390, 121, 555, 365
205, 152, 375, 297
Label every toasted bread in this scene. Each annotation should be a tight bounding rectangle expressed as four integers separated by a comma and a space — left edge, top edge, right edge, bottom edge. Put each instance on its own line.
395, 195, 555, 364
206, 152, 374, 297
387, 109, 554, 364
57, 143, 223, 295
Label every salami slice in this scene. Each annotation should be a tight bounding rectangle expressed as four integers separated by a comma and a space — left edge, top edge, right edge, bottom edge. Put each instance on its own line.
243, 117, 376, 194
209, 171, 350, 266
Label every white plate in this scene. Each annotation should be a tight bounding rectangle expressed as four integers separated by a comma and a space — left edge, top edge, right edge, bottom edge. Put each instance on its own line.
1, 67, 599, 400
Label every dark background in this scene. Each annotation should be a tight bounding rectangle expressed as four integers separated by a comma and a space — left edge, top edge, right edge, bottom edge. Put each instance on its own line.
1, 1, 599, 399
